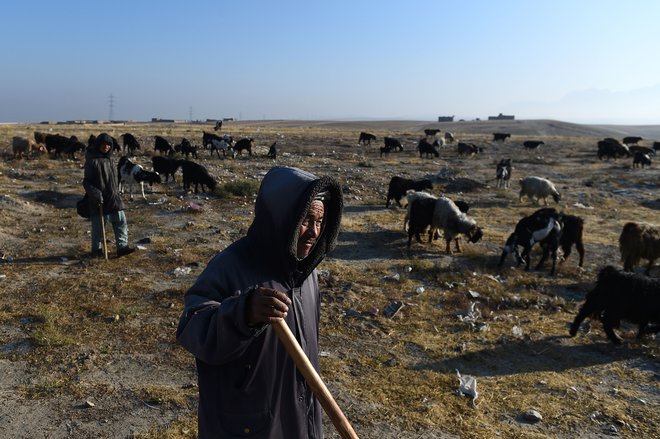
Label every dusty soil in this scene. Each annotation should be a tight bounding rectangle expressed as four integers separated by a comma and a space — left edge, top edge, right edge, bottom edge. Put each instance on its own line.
0, 120, 658, 438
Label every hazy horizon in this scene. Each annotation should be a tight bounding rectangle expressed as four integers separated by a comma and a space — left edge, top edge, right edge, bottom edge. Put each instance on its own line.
2, 1, 659, 125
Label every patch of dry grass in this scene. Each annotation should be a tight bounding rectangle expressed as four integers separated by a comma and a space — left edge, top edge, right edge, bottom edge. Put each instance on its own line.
0, 122, 658, 438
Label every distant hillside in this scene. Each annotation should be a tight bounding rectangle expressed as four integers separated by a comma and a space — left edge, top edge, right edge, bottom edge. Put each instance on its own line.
234, 119, 660, 140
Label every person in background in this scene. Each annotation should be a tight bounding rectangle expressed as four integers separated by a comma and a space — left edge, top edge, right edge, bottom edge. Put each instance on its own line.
82, 132, 135, 258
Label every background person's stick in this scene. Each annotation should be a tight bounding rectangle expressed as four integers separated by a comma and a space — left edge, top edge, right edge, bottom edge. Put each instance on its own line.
99, 205, 108, 260
272, 319, 359, 439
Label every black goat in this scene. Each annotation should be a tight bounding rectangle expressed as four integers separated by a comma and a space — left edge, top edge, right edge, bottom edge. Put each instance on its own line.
569, 266, 660, 344
152, 156, 183, 183
498, 208, 563, 275
386, 176, 433, 208
418, 138, 440, 158
181, 161, 217, 193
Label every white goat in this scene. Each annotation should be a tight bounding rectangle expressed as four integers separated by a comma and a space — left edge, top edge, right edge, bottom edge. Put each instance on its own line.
431, 196, 483, 254
519, 176, 561, 205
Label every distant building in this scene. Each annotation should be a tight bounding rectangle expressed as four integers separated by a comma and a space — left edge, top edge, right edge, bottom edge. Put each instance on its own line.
437, 115, 455, 122
488, 113, 515, 121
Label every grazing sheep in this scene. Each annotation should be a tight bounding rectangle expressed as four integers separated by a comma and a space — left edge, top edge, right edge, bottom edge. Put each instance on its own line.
457, 142, 482, 156
417, 138, 439, 158
431, 196, 483, 254
175, 138, 198, 159
444, 132, 455, 143
519, 176, 561, 205
569, 266, 660, 344
154, 136, 175, 155
598, 138, 630, 160
632, 152, 652, 168
619, 222, 660, 275
498, 208, 563, 275
120, 133, 141, 154
653, 141, 660, 153
623, 136, 643, 145
407, 197, 438, 248
496, 158, 512, 189
628, 145, 655, 156
33, 131, 47, 145
358, 132, 376, 146
202, 131, 224, 150
12, 136, 47, 159
424, 129, 441, 138
558, 213, 586, 268
181, 160, 217, 193
118, 156, 162, 200
492, 132, 511, 142
523, 140, 544, 150
152, 156, 183, 183
267, 142, 277, 159
403, 191, 436, 232
234, 138, 254, 156
386, 176, 433, 208
54, 136, 86, 159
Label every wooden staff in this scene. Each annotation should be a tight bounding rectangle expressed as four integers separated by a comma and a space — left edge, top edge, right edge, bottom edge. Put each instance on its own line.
99, 205, 108, 260
272, 319, 359, 439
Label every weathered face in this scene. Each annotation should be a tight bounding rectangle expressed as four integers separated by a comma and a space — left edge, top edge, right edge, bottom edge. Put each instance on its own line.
296, 200, 325, 258
100, 142, 112, 154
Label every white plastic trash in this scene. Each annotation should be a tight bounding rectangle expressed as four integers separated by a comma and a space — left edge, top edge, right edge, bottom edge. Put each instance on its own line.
456, 369, 478, 402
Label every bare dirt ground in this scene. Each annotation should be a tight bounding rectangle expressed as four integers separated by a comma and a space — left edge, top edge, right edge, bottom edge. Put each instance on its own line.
0, 120, 658, 438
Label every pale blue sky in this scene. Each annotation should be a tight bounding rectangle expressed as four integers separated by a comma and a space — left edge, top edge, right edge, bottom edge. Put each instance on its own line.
2, 0, 659, 124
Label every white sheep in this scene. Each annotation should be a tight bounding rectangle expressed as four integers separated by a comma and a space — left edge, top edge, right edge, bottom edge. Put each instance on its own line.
431, 196, 483, 254
518, 176, 561, 205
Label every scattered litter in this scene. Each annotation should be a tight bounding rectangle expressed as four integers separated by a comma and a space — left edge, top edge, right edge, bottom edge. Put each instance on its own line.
383, 300, 403, 318
483, 274, 504, 284
0, 274, 6, 280
319, 351, 330, 357
522, 409, 542, 423
188, 201, 203, 213
468, 290, 481, 298
364, 307, 379, 317
456, 369, 478, 405
383, 273, 400, 282
148, 197, 168, 205
415, 286, 425, 294
136, 245, 147, 250
512, 325, 524, 338
84, 400, 95, 408
572, 202, 594, 209
343, 308, 362, 318
457, 302, 481, 325
171, 266, 192, 277
404, 266, 413, 273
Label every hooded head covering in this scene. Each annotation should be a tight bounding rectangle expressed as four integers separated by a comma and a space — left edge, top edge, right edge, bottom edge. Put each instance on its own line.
95, 133, 113, 147
246, 166, 343, 283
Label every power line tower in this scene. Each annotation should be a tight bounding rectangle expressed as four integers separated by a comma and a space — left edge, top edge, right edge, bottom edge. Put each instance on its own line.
189, 106, 193, 122
108, 94, 115, 121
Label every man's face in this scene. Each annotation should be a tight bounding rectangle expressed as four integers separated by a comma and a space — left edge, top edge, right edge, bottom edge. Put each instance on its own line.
100, 142, 112, 153
296, 200, 325, 258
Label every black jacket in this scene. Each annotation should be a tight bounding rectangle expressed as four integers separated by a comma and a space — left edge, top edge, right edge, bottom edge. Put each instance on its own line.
177, 167, 343, 438
82, 142, 124, 214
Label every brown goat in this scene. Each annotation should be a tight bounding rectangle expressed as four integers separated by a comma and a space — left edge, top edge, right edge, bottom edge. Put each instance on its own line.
12, 136, 47, 159
619, 222, 660, 275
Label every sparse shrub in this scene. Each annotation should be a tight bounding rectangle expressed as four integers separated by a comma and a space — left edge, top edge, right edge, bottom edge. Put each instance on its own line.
219, 179, 259, 197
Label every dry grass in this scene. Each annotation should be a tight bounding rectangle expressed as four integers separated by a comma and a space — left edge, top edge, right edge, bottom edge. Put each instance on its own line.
0, 121, 658, 438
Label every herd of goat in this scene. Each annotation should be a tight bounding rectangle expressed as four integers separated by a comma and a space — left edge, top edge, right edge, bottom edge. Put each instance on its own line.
379, 130, 658, 344
6, 127, 660, 343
